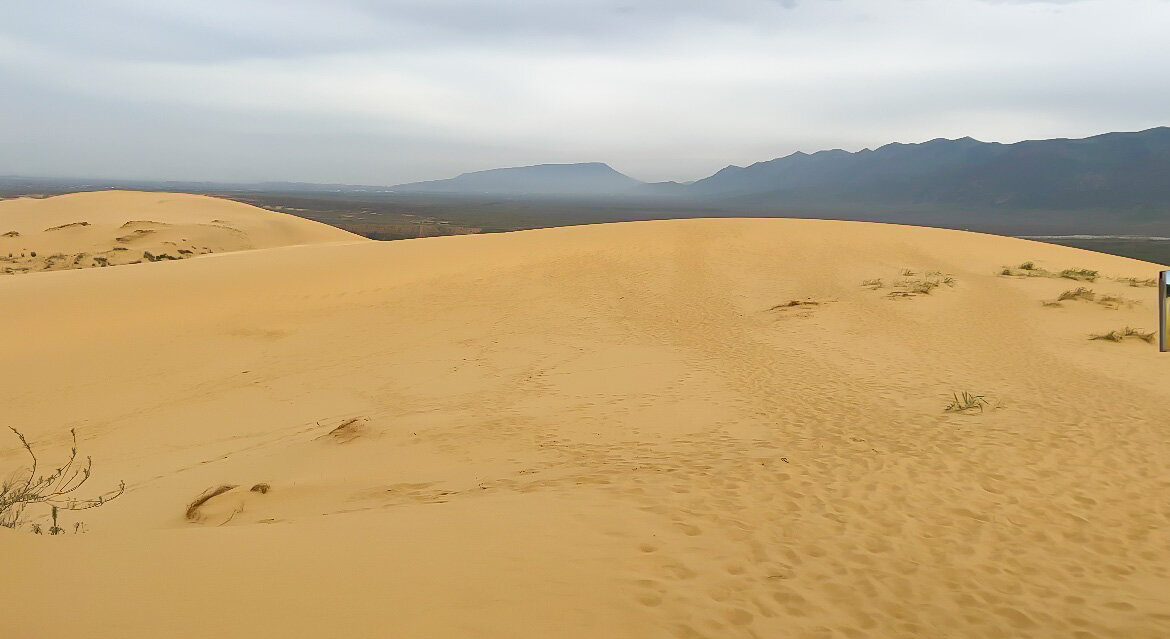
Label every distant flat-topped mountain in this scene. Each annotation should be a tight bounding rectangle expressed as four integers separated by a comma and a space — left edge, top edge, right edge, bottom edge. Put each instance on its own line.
689, 127, 1170, 213
391, 162, 643, 197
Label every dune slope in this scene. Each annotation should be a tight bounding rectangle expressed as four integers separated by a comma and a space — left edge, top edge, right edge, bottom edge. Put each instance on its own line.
2, 215, 1169, 638
0, 190, 363, 273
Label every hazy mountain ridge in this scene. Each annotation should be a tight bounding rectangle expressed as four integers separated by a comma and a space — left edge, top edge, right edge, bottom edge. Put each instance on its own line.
689, 127, 1170, 211
391, 162, 643, 196
6, 128, 1168, 230
377, 127, 1170, 215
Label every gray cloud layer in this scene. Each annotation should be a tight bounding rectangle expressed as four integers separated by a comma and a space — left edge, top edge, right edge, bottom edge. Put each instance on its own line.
2, 0, 1168, 184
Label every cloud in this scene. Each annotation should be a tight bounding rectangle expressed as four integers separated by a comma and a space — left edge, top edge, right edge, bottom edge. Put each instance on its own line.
1, 0, 1168, 184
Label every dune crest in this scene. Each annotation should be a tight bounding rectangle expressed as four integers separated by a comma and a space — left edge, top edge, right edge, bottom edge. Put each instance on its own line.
1, 211, 1168, 638
0, 190, 363, 274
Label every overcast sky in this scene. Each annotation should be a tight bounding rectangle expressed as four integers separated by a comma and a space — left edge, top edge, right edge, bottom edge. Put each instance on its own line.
2, 0, 1168, 185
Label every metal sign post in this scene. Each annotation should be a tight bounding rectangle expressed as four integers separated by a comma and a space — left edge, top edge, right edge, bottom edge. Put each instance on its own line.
1162, 271, 1170, 352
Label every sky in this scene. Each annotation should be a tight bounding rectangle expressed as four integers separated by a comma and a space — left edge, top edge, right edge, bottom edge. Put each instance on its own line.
2, 0, 1169, 185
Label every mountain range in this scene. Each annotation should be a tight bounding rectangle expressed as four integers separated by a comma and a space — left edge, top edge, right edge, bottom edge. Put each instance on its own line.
390, 127, 1170, 217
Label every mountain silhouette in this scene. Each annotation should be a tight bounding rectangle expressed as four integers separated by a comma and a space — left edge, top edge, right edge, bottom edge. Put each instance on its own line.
687, 127, 1170, 213
391, 162, 642, 197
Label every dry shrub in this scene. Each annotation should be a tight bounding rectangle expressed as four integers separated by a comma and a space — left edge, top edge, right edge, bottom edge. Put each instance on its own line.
185, 485, 237, 521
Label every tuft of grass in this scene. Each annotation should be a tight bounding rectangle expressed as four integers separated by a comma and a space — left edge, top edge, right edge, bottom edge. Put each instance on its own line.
1096, 294, 1130, 309
1089, 327, 1155, 344
1059, 268, 1099, 282
860, 278, 883, 289
1090, 330, 1124, 342
901, 269, 916, 276
911, 280, 939, 295
1116, 276, 1157, 288
945, 392, 988, 414
1126, 327, 1156, 343
999, 267, 1013, 276
1018, 261, 1037, 270
1057, 287, 1096, 301
1041, 300, 1063, 307
1, 427, 125, 532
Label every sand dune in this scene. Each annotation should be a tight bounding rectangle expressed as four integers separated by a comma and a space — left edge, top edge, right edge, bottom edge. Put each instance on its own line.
0, 190, 362, 273
2, 200, 1169, 638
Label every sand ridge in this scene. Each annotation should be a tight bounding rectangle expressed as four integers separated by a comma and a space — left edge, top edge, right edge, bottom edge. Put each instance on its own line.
0, 190, 364, 273
1, 207, 1169, 638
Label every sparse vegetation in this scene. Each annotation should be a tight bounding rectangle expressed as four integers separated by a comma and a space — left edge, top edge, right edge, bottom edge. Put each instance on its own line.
945, 392, 989, 414
1096, 294, 1129, 309
1049, 287, 1135, 309
1059, 268, 1099, 282
0, 427, 125, 532
1115, 276, 1158, 287
1018, 261, 1037, 270
911, 280, 939, 295
185, 485, 238, 521
1090, 327, 1155, 344
878, 269, 956, 299
769, 299, 820, 310
1058, 287, 1096, 301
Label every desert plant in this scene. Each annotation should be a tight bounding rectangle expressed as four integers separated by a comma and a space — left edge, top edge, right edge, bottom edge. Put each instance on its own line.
999, 267, 1013, 276
1089, 327, 1155, 344
1124, 327, 1155, 343
912, 280, 939, 295
1058, 287, 1096, 301
1059, 268, 1099, 282
0, 427, 125, 531
1018, 261, 1036, 270
1090, 330, 1124, 342
1116, 277, 1158, 288
1096, 294, 1129, 309
861, 278, 883, 289
945, 392, 988, 413
185, 484, 237, 521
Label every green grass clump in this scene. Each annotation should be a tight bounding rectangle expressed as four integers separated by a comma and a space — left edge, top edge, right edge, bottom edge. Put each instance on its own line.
945, 392, 989, 414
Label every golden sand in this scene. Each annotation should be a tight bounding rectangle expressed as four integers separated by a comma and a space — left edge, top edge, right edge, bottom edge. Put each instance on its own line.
2, 192, 1168, 638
